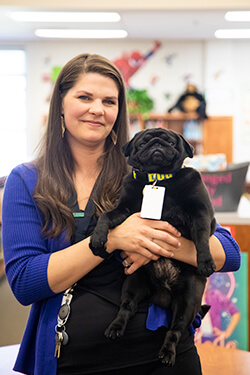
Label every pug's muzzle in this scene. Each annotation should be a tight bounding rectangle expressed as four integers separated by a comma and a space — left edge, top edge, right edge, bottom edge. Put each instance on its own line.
137, 137, 177, 168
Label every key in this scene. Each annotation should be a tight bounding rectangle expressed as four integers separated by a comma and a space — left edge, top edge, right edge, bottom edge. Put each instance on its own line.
54, 331, 63, 358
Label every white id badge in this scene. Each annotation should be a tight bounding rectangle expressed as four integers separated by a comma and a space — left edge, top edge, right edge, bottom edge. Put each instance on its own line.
140, 185, 165, 220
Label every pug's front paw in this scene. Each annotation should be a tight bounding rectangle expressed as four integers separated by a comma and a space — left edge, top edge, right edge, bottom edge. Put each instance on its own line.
89, 232, 108, 251
197, 260, 216, 277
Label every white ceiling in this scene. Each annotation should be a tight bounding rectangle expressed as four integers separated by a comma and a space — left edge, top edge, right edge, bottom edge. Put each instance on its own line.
1, 7, 250, 42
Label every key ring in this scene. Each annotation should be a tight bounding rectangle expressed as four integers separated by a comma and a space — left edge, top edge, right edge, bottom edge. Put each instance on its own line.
54, 283, 76, 356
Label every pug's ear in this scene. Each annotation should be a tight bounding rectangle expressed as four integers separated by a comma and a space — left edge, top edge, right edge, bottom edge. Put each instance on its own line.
122, 131, 143, 156
122, 139, 133, 157
179, 134, 194, 159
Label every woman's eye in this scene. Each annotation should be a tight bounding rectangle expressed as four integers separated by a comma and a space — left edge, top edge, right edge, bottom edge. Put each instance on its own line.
104, 99, 116, 105
79, 95, 90, 101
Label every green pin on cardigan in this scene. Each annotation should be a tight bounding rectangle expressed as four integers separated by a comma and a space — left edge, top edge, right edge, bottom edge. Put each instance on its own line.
73, 212, 85, 218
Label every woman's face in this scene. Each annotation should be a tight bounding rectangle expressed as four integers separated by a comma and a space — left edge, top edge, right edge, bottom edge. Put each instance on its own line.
62, 72, 119, 149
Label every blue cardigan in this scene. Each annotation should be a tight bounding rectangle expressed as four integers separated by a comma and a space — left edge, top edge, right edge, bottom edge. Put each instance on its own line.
2, 164, 241, 375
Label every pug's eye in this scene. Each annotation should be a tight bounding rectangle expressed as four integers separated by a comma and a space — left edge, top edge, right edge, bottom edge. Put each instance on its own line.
144, 134, 152, 142
139, 142, 146, 148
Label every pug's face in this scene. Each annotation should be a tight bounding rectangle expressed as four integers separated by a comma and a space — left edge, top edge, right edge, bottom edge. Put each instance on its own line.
123, 128, 193, 173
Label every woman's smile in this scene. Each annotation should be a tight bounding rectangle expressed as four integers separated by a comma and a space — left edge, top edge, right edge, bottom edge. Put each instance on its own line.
81, 119, 104, 127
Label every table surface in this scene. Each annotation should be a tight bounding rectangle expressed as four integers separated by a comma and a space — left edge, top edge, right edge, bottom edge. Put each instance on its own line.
1, 343, 250, 375
0, 344, 21, 374
215, 212, 250, 225
197, 343, 250, 375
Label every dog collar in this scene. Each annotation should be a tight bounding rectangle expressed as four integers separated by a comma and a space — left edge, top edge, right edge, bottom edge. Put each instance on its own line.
132, 169, 175, 182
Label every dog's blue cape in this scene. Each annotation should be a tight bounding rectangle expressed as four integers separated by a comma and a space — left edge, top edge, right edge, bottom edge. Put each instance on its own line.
146, 303, 172, 330
146, 303, 201, 334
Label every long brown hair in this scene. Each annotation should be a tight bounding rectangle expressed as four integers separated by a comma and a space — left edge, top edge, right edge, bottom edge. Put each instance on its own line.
33, 53, 129, 239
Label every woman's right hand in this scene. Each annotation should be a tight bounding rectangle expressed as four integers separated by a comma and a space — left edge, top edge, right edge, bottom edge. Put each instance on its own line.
106, 212, 181, 274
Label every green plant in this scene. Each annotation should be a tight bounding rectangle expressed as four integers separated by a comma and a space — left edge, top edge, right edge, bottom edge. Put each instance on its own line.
127, 88, 154, 115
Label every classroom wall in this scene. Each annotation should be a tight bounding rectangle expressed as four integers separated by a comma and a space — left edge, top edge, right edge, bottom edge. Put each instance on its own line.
5, 38, 250, 166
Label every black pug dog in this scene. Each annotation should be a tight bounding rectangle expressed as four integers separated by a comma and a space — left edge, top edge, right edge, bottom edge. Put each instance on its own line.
90, 128, 216, 367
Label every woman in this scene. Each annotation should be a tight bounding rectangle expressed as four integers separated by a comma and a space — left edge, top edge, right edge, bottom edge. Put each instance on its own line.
2, 53, 240, 375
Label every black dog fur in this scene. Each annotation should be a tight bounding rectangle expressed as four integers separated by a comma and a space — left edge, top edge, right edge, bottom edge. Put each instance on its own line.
90, 128, 216, 367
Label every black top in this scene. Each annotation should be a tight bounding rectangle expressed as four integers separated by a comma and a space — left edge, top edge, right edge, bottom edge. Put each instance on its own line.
57, 199, 194, 374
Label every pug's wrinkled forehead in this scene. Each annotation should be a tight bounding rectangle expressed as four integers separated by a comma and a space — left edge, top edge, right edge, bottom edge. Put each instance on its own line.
124, 129, 193, 156
134, 128, 177, 146
123, 128, 194, 174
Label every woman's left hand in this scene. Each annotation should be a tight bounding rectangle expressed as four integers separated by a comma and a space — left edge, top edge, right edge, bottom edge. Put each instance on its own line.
120, 235, 196, 275
119, 250, 153, 275
153, 236, 198, 267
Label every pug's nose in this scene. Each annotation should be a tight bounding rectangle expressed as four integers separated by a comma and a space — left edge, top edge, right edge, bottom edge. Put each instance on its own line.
154, 142, 162, 148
